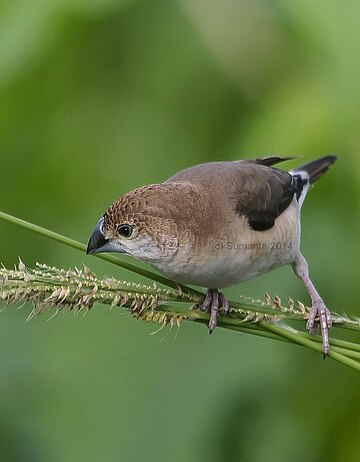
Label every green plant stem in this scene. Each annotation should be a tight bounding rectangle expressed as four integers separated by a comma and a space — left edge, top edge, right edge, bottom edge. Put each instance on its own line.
225, 326, 360, 360
262, 322, 360, 371
2, 211, 360, 372
0, 211, 202, 299
186, 309, 360, 364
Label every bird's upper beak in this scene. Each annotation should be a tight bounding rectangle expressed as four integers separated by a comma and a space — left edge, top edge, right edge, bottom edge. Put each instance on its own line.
86, 218, 126, 255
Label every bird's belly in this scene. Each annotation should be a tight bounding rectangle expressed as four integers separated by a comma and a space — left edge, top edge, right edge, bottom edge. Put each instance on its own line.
152, 200, 301, 288
160, 245, 296, 288
213, 247, 295, 287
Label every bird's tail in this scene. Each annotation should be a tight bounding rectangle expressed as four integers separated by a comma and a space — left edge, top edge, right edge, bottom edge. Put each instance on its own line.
291, 155, 337, 183
289, 155, 337, 208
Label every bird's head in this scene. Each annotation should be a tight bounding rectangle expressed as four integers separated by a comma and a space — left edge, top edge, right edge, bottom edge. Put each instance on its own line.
86, 185, 181, 264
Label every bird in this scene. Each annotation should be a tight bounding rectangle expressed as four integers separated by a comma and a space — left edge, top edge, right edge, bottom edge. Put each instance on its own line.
86, 155, 337, 355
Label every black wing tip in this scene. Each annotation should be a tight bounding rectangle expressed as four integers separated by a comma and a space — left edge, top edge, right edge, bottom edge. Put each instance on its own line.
255, 154, 338, 168
254, 156, 301, 167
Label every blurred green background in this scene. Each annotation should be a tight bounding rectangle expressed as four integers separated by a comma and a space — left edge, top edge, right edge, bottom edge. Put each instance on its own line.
1, 1, 360, 461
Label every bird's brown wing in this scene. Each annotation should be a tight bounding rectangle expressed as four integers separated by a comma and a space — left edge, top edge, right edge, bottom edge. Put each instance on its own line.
166, 157, 303, 232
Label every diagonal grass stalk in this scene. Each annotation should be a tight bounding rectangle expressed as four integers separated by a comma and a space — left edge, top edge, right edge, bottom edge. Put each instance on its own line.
0, 211, 202, 299
1, 210, 360, 371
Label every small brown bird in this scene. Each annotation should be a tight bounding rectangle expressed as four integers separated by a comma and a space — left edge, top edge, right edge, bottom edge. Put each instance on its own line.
87, 155, 337, 355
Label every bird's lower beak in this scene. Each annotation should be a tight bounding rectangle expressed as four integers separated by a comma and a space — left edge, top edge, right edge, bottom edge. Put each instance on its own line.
86, 218, 126, 255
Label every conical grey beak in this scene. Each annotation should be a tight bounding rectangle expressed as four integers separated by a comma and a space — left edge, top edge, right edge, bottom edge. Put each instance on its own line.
86, 218, 107, 255
86, 218, 126, 255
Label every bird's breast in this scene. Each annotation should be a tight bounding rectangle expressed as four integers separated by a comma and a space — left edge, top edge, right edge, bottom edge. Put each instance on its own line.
150, 199, 301, 289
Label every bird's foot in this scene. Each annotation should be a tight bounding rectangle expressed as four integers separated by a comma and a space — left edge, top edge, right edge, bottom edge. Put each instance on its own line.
306, 299, 332, 357
198, 289, 229, 332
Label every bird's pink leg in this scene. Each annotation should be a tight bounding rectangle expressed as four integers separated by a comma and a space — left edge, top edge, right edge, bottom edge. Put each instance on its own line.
302, 274, 332, 344
208, 290, 219, 332
198, 289, 230, 332
292, 254, 332, 356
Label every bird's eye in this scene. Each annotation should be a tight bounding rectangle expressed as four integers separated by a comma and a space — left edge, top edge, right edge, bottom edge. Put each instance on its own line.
117, 224, 133, 238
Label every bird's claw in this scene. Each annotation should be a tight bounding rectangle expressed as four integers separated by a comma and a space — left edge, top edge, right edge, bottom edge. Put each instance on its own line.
219, 293, 230, 316
306, 299, 332, 356
197, 289, 229, 332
